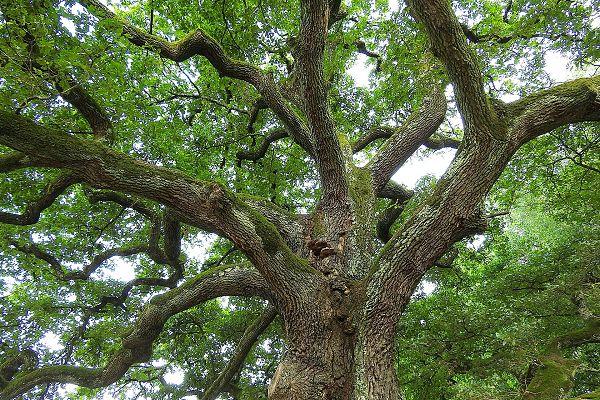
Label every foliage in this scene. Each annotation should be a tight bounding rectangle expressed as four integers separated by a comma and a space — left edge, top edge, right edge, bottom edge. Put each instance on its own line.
397, 133, 600, 400
0, 0, 598, 398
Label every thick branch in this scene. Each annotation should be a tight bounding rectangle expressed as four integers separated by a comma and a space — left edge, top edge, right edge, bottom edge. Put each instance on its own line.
7, 14, 114, 142
0, 265, 270, 400
551, 318, 600, 351
353, 127, 459, 154
200, 304, 277, 400
9, 239, 147, 281
369, 86, 447, 194
86, 190, 157, 220
376, 202, 405, 243
0, 152, 37, 173
0, 349, 38, 386
406, 0, 500, 140
241, 195, 304, 252
0, 111, 311, 300
56, 78, 114, 141
0, 173, 79, 226
297, 0, 351, 238
508, 75, 600, 144
423, 135, 460, 150
378, 181, 414, 202
352, 127, 394, 153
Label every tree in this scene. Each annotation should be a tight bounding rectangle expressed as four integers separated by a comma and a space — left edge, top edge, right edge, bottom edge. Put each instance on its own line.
396, 150, 600, 399
0, 0, 598, 398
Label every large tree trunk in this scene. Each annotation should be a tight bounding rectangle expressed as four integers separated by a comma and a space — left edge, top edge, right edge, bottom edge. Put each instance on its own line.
267, 315, 357, 398
266, 266, 407, 400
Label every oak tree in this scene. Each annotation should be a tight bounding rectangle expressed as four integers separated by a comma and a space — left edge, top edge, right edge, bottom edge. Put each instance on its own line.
0, 0, 598, 398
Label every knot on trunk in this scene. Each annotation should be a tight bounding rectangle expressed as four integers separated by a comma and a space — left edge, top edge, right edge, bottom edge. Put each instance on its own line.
307, 239, 336, 259
329, 278, 356, 335
453, 208, 488, 241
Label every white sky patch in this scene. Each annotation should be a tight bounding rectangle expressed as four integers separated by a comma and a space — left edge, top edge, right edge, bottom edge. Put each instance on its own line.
60, 17, 76, 35
57, 384, 78, 397
0, 276, 16, 296
468, 234, 486, 250
348, 46, 575, 188
164, 366, 185, 385
103, 258, 137, 282
65, 292, 77, 302
182, 233, 216, 263
414, 280, 436, 297
348, 54, 372, 88
152, 358, 168, 367
392, 147, 457, 188
544, 50, 575, 82
219, 296, 231, 309
41, 332, 64, 351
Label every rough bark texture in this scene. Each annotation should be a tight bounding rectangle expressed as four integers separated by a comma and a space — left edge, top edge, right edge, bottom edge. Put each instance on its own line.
1, 0, 599, 399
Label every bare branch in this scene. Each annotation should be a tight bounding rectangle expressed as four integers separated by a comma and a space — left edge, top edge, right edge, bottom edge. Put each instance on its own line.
352, 127, 394, 153
0, 111, 312, 301
376, 202, 405, 243
353, 126, 459, 154
236, 129, 288, 161
378, 181, 414, 202
0, 173, 79, 226
296, 0, 351, 238
79, 0, 314, 156
354, 40, 382, 72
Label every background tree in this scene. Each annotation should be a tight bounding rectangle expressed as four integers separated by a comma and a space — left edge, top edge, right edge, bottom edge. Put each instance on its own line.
0, 0, 598, 399
397, 130, 600, 400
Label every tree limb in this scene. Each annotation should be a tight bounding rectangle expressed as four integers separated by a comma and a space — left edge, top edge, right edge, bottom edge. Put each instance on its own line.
354, 40, 382, 72
0, 265, 271, 400
4, 11, 114, 142
0, 173, 79, 226
79, 0, 314, 156
296, 0, 351, 238
353, 126, 459, 154
378, 181, 414, 202
423, 135, 460, 150
200, 304, 277, 400
405, 0, 501, 141
236, 129, 288, 161
376, 202, 405, 243
8, 239, 148, 281
0, 110, 313, 301
507, 75, 600, 144
0, 152, 36, 173
352, 127, 395, 153
369, 85, 447, 194
86, 190, 158, 220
